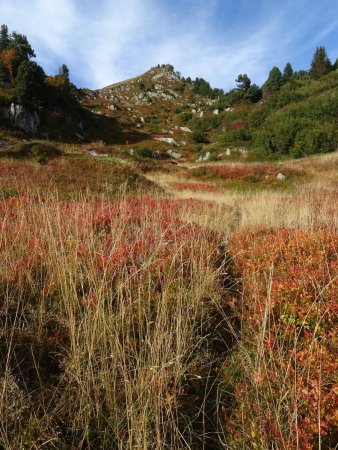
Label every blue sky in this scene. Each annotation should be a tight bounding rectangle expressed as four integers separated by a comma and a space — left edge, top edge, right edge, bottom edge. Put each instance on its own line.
1, 0, 337, 90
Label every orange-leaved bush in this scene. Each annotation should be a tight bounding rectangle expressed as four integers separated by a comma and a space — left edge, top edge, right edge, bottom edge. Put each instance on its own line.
223, 227, 337, 450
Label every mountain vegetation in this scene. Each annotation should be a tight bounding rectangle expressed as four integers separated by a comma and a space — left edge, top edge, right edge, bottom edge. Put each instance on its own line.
0, 24, 337, 450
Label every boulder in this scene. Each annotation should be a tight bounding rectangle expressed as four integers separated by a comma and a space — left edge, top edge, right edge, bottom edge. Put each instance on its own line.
226, 149, 231, 156
167, 149, 181, 160
180, 126, 192, 133
213, 109, 219, 115
276, 173, 286, 181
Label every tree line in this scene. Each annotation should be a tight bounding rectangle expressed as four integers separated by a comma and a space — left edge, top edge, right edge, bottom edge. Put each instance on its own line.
0, 24, 73, 104
182, 46, 337, 107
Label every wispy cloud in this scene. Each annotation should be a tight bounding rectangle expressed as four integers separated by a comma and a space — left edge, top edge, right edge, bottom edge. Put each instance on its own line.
1, 0, 337, 90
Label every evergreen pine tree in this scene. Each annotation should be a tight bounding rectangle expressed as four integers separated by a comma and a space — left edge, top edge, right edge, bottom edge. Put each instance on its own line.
235, 74, 251, 91
283, 63, 293, 81
246, 84, 262, 103
58, 64, 70, 82
15, 60, 45, 101
0, 24, 10, 82
0, 24, 10, 52
263, 66, 283, 93
309, 46, 332, 79
10, 32, 35, 60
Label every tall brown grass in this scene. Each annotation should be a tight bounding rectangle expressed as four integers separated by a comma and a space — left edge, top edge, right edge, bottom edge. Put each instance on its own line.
0, 152, 337, 449
0, 195, 225, 449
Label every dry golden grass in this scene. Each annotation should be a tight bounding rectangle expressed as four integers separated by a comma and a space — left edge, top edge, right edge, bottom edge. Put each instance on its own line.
0, 151, 337, 449
0, 195, 225, 449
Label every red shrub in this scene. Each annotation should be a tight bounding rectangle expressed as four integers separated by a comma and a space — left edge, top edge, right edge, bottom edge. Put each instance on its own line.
232, 120, 245, 131
225, 227, 338, 449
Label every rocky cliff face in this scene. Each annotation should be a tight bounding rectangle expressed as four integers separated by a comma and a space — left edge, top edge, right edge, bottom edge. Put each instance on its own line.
2, 103, 40, 134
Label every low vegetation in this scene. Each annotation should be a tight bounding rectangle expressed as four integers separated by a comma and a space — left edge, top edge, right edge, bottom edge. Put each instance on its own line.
0, 22, 337, 450
0, 151, 337, 449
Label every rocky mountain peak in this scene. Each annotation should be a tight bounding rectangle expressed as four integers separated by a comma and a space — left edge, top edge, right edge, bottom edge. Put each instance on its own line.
146, 64, 180, 82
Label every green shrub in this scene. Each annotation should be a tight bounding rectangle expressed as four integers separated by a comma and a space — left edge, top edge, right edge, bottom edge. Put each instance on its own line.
0, 187, 19, 198
10, 143, 62, 164
174, 83, 185, 94
180, 112, 193, 123
134, 147, 153, 158
30, 145, 48, 164
191, 129, 207, 143
293, 123, 337, 157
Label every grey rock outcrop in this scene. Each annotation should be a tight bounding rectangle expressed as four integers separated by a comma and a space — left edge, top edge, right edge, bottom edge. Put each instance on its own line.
6, 103, 40, 134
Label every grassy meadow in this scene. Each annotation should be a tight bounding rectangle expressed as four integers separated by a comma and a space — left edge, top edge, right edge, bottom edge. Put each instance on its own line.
0, 146, 337, 449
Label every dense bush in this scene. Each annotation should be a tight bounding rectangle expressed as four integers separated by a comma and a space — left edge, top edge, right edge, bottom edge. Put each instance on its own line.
133, 146, 153, 158
191, 128, 207, 143
293, 123, 337, 157
253, 88, 338, 156
180, 111, 193, 123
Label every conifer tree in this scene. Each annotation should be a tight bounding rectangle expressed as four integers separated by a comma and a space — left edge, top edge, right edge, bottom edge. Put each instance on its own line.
309, 46, 332, 79
15, 60, 45, 101
0, 24, 10, 52
58, 64, 70, 82
263, 66, 283, 93
283, 62, 293, 81
10, 32, 35, 60
235, 74, 251, 91
333, 58, 338, 71
0, 24, 10, 82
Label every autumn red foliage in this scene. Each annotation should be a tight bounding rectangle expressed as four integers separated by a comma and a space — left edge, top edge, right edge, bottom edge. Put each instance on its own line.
0, 195, 220, 290
224, 227, 338, 449
231, 120, 245, 131
0, 47, 19, 83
